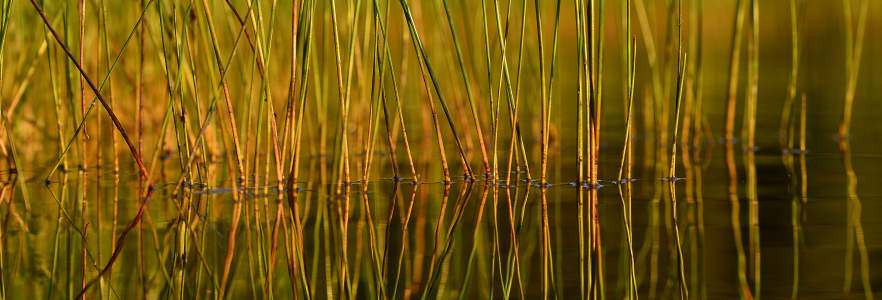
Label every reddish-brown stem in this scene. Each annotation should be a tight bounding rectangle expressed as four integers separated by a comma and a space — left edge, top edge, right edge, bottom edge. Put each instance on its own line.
28, 0, 154, 188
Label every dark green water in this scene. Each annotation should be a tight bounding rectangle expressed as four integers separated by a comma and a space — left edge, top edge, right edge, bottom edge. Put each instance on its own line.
7, 121, 881, 299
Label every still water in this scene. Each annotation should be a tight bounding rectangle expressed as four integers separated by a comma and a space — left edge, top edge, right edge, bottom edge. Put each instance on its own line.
5, 125, 880, 300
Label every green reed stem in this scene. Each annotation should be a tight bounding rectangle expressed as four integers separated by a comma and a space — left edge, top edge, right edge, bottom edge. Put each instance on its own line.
197, 0, 249, 182
723, 0, 748, 142
777, 0, 801, 144
398, 0, 475, 180
838, 0, 868, 139
0, 9, 29, 211
441, 0, 491, 176
43, 0, 155, 181
493, 0, 532, 182
372, 0, 418, 180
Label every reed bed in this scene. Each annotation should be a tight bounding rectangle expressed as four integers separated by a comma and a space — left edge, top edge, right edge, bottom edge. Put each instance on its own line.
0, 0, 873, 299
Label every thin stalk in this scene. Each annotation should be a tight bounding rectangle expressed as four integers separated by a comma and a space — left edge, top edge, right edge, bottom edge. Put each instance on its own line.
668, 1, 688, 296
494, 0, 533, 182
745, 1, 760, 298
197, 0, 248, 182
43, 0, 156, 180
441, 0, 490, 176
777, 0, 801, 144
618, 37, 638, 300
0, 0, 30, 211
838, 0, 868, 139
397, 0, 475, 180
723, 0, 748, 143
29, 0, 155, 191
